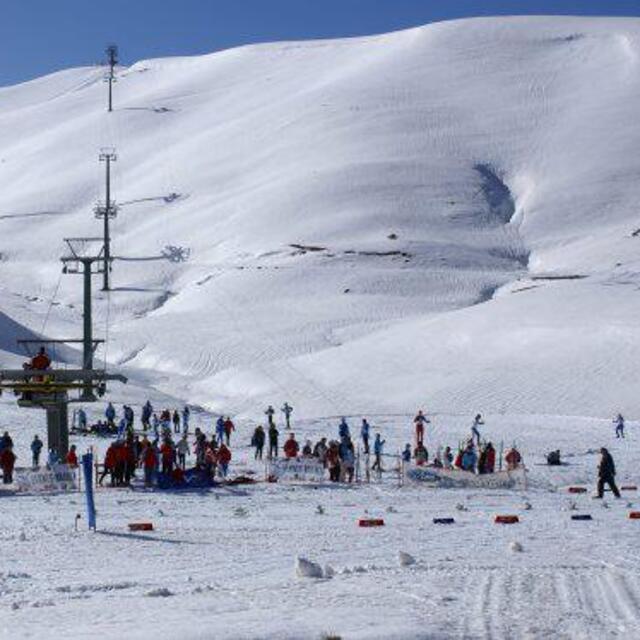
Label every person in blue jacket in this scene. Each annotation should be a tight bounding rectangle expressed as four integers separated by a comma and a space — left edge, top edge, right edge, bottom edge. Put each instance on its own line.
215, 416, 225, 444
372, 434, 385, 471
461, 443, 477, 472
105, 402, 116, 428
338, 417, 350, 439
31, 435, 43, 467
361, 419, 371, 454
402, 443, 412, 463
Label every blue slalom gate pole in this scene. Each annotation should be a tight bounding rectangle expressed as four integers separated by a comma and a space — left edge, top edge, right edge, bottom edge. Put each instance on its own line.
82, 452, 96, 531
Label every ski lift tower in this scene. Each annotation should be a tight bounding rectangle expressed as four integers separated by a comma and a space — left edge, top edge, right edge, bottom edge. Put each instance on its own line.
0, 238, 127, 457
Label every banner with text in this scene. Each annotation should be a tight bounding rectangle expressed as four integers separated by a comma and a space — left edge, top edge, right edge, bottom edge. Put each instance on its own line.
15, 464, 78, 493
268, 458, 326, 483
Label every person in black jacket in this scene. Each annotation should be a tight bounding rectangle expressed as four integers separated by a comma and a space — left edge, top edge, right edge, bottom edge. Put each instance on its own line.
597, 447, 620, 498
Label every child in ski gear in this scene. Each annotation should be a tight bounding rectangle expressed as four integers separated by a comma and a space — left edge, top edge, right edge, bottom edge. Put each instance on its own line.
302, 440, 313, 457
471, 414, 484, 446
614, 413, 625, 438
77, 408, 88, 430
281, 402, 293, 429
31, 435, 43, 467
372, 434, 385, 471
414, 410, 430, 445
505, 446, 521, 471
402, 444, 412, 463
361, 419, 371, 454
283, 433, 299, 459
252, 425, 266, 460
597, 447, 620, 498
65, 445, 78, 467
443, 446, 454, 469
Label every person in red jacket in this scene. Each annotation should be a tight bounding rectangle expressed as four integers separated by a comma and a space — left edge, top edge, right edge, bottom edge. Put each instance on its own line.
0, 446, 16, 484
99, 443, 117, 486
142, 443, 157, 486
217, 443, 231, 477
223, 418, 235, 446
484, 442, 496, 474
505, 446, 522, 471
65, 445, 78, 468
283, 433, 299, 459
160, 439, 175, 476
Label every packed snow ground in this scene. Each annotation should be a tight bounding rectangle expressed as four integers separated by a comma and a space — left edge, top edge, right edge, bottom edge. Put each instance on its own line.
2, 14, 640, 639
2, 401, 640, 639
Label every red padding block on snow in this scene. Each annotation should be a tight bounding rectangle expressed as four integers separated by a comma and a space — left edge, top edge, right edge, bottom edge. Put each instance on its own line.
628, 512, 640, 520
568, 487, 588, 494
622, 485, 638, 491
358, 518, 385, 528
494, 515, 519, 524
128, 522, 154, 531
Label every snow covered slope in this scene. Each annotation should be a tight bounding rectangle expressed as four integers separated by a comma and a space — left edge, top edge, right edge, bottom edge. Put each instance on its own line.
1, 16, 640, 417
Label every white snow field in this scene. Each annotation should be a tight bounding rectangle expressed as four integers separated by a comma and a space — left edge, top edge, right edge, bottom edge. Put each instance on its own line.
2, 14, 640, 639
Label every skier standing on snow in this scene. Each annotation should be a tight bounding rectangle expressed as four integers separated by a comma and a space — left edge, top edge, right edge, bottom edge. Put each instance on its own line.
372, 434, 385, 472
223, 417, 235, 446
177, 434, 190, 470
182, 406, 190, 434
614, 413, 625, 439
596, 447, 621, 498
281, 402, 293, 429
414, 410, 430, 445
338, 417, 350, 439
105, 402, 116, 429
215, 416, 225, 445
283, 433, 300, 459
471, 414, 484, 446
0, 446, 16, 484
252, 425, 265, 460
77, 408, 88, 431
402, 443, 412, 463
141, 401, 153, 430
31, 435, 43, 467
361, 419, 371, 454
268, 423, 279, 458
172, 410, 181, 434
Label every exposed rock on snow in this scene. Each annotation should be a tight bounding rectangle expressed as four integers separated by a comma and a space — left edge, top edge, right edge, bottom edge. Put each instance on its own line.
509, 541, 524, 553
398, 551, 417, 567
145, 587, 174, 598
295, 556, 324, 579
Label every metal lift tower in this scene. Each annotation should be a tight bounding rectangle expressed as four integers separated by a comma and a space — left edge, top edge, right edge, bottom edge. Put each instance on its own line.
0, 238, 127, 457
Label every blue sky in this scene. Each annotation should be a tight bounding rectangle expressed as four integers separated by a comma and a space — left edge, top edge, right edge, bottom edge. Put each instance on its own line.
1, 0, 639, 86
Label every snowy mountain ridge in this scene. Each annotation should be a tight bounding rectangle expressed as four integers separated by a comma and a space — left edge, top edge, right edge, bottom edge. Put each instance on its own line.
1, 16, 640, 418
